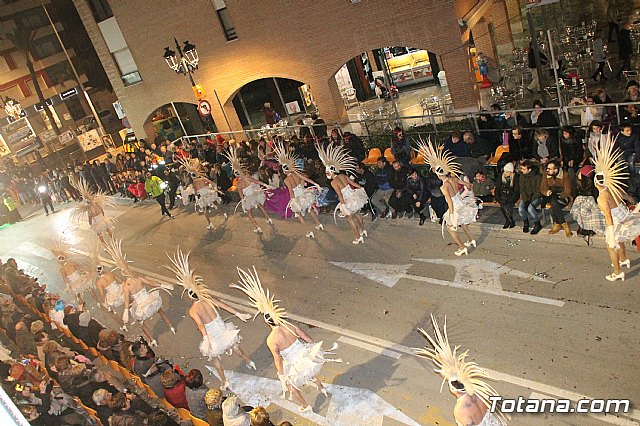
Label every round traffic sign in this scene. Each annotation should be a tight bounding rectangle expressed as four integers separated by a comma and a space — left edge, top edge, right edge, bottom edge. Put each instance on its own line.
197, 99, 212, 116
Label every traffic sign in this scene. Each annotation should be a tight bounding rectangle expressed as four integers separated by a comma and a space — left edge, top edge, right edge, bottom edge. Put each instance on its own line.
197, 99, 212, 116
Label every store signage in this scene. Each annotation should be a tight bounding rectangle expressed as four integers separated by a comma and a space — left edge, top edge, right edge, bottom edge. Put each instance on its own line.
0, 134, 10, 157
39, 129, 58, 144
197, 99, 212, 116
59, 88, 78, 100
101, 134, 115, 149
124, 132, 137, 143
58, 130, 75, 145
34, 99, 54, 111
112, 101, 126, 119
76, 129, 102, 152
1, 117, 38, 157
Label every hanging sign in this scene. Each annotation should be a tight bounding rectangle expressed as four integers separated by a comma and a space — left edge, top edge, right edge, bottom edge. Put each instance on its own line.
197, 99, 212, 116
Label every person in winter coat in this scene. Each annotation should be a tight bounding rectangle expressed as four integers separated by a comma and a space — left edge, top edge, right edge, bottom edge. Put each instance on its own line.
616, 124, 639, 175
532, 129, 560, 164
518, 159, 543, 234
559, 126, 584, 173
405, 168, 430, 225
495, 162, 520, 228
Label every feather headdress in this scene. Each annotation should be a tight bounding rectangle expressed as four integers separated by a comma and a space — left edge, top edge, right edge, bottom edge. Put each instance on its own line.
48, 236, 71, 261
593, 132, 628, 203
273, 141, 301, 173
69, 178, 115, 224
316, 142, 357, 175
103, 236, 134, 277
223, 146, 247, 177
80, 239, 103, 286
165, 249, 217, 308
230, 266, 296, 334
179, 158, 208, 180
415, 315, 508, 425
414, 137, 462, 177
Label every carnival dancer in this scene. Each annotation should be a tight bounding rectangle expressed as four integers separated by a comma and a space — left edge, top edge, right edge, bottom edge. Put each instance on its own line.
231, 266, 340, 413
416, 138, 478, 256
165, 249, 255, 390
224, 146, 273, 234
69, 178, 115, 244
104, 237, 175, 346
316, 143, 368, 244
179, 158, 226, 230
415, 315, 508, 426
49, 237, 96, 306
273, 141, 323, 238
593, 135, 640, 281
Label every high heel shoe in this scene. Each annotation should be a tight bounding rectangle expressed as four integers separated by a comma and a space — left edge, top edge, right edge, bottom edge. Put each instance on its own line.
246, 361, 256, 370
266, 218, 273, 225
352, 236, 364, 245
360, 230, 368, 238
299, 405, 313, 413
464, 240, 476, 248
619, 259, 631, 269
320, 388, 329, 397
149, 339, 158, 347
315, 224, 324, 230
605, 272, 625, 282
454, 247, 468, 256
306, 231, 315, 239
253, 227, 263, 234
220, 381, 231, 391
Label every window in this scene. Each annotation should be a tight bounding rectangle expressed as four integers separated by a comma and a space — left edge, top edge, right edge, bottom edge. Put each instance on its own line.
85, 0, 113, 22
211, 0, 237, 41
113, 48, 142, 86
18, 8, 47, 31
26, 75, 48, 95
31, 34, 62, 60
44, 62, 73, 86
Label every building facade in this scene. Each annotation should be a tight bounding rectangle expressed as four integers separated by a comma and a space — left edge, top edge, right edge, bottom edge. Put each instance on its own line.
0, 0, 96, 162
73, 0, 516, 140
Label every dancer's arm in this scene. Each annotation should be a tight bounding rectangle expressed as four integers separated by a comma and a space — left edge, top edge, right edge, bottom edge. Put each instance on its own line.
189, 309, 207, 337
248, 177, 269, 188
211, 299, 251, 321
292, 324, 314, 344
345, 175, 362, 189
284, 177, 295, 199
331, 180, 345, 204
295, 172, 321, 189
267, 340, 284, 375
97, 281, 106, 305
138, 276, 173, 290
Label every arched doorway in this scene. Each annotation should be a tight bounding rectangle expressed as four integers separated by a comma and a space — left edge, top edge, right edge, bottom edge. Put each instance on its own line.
231, 77, 317, 128
143, 102, 217, 144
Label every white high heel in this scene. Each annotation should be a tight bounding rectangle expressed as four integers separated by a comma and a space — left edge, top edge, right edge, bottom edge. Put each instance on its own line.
246, 361, 256, 370
352, 236, 364, 245
320, 387, 329, 397
253, 227, 263, 234
454, 247, 468, 256
306, 231, 315, 239
606, 272, 625, 282
220, 380, 231, 391
149, 339, 158, 347
619, 259, 631, 269
315, 224, 324, 230
299, 405, 312, 413
266, 218, 273, 225
170, 327, 176, 335
464, 240, 476, 248
207, 223, 214, 230
360, 230, 368, 238
223, 212, 228, 219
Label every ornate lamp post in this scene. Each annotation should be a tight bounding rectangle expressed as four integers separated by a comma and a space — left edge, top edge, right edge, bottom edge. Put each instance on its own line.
163, 38, 199, 88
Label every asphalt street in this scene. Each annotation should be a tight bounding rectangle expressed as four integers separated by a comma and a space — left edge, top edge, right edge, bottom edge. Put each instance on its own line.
1, 197, 638, 426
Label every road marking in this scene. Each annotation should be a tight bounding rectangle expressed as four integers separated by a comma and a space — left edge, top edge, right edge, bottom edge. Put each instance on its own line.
85, 255, 638, 424
15, 242, 55, 261
332, 259, 564, 307
529, 392, 638, 426
337, 336, 402, 359
221, 370, 421, 426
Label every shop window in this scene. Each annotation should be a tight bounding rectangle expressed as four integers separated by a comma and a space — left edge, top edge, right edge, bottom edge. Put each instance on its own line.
17, 8, 47, 31
64, 96, 85, 121
31, 34, 62, 60
85, 0, 113, 23
44, 62, 73, 86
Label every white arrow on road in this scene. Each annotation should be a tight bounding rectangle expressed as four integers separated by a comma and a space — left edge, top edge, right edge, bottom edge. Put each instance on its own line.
332, 259, 563, 307
218, 370, 421, 426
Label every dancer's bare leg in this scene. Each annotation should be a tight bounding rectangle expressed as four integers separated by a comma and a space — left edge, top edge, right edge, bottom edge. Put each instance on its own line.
210, 357, 227, 384
140, 322, 154, 343
289, 385, 309, 408
157, 309, 174, 330
461, 225, 473, 241
258, 205, 271, 221
447, 228, 465, 249
296, 213, 305, 225
310, 211, 321, 227
345, 216, 359, 239
232, 344, 252, 363
606, 247, 622, 275
313, 376, 325, 391
354, 214, 364, 233
204, 210, 212, 227
618, 243, 628, 263
246, 210, 259, 229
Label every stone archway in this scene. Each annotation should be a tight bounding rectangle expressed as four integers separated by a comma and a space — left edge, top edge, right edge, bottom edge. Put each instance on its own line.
143, 102, 217, 144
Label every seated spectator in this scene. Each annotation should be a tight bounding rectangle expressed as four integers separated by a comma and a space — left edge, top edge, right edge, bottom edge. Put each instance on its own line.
541, 159, 573, 236
132, 339, 168, 398
250, 406, 275, 426
569, 95, 604, 126
463, 132, 493, 159
391, 127, 411, 167
343, 132, 365, 163
559, 126, 583, 173
530, 100, 559, 129
185, 368, 208, 420
406, 168, 429, 225
161, 369, 189, 410
508, 126, 531, 161
582, 120, 605, 166
426, 170, 447, 222
518, 159, 543, 234
204, 388, 224, 426
593, 88, 617, 124
388, 161, 411, 218
108, 391, 145, 426
92, 388, 114, 425
570, 165, 603, 239
472, 170, 495, 203
532, 129, 560, 164
223, 395, 250, 426
495, 162, 520, 229
443, 129, 468, 157
371, 157, 393, 219
616, 124, 639, 175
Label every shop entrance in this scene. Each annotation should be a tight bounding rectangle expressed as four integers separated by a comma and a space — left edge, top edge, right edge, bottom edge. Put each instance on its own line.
231, 77, 317, 128
143, 102, 216, 144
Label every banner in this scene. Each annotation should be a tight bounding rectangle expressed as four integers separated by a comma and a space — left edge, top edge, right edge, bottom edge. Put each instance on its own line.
1, 117, 38, 157
76, 129, 102, 151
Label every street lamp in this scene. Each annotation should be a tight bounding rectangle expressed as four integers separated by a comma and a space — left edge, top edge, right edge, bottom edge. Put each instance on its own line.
163, 38, 199, 87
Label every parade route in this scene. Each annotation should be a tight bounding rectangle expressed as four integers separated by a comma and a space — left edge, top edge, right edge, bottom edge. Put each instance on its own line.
1, 198, 639, 425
